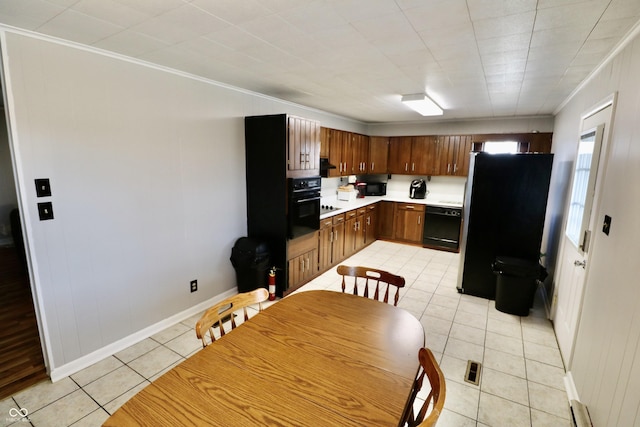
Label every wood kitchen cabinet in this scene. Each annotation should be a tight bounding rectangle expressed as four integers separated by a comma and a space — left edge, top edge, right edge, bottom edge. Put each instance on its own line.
351, 133, 369, 175
318, 217, 334, 272
388, 136, 413, 174
320, 127, 329, 158
394, 203, 425, 244
368, 136, 389, 174
388, 136, 438, 175
436, 135, 473, 176
287, 116, 320, 174
343, 209, 358, 258
364, 204, 378, 245
287, 232, 318, 294
377, 201, 396, 240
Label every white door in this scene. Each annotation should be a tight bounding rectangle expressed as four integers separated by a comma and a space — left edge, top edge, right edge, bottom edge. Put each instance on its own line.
553, 103, 612, 366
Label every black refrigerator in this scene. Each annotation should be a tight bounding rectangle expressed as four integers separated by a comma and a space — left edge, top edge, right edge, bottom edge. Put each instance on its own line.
457, 152, 553, 299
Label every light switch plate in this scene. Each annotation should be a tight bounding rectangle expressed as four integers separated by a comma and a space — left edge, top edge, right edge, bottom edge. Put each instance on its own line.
37, 202, 54, 221
35, 178, 51, 197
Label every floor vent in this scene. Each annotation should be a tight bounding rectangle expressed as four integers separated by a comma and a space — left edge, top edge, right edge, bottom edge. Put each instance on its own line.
465, 360, 482, 385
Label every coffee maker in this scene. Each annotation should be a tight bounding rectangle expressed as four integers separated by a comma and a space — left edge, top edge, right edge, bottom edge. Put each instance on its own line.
409, 179, 427, 199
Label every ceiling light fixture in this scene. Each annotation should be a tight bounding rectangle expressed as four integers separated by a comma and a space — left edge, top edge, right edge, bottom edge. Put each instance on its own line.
401, 93, 443, 116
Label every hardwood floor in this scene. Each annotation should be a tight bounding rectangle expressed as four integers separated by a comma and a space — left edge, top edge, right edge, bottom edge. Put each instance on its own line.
0, 246, 48, 400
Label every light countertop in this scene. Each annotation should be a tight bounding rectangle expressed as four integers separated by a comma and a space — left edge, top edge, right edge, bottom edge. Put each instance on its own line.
320, 191, 463, 220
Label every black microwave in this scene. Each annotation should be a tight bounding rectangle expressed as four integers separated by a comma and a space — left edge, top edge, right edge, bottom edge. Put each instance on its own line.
365, 182, 386, 196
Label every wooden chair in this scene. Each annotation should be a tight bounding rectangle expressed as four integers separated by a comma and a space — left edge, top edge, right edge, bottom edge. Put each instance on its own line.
336, 265, 405, 306
195, 287, 268, 348
402, 348, 447, 427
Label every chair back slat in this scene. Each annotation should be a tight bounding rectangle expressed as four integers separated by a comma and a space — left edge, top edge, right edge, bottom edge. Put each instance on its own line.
195, 288, 269, 347
337, 265, 405, 306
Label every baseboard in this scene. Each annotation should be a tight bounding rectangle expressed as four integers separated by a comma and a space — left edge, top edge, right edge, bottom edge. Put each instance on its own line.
49, 288, 236, 382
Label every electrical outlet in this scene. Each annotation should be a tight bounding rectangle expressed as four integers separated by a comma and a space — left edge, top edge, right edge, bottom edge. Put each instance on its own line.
190, 280, 198, 293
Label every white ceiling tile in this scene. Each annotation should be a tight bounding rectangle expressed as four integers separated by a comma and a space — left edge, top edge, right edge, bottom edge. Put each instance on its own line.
350, 11, 414, 42
190, 0, 273, 25
72, 0, 151, 28
111, 0, 184, 17
467, 0, 537, 20
36, 9, 125, 45
476, 32, 531, 55
131, 4, 230, 45
534, 3, 606, 31
94, 30, 170, 57
473, 12, 536, 40
403, 0, 471, 32
0, 0, 65, 30
329, 0, 401, 23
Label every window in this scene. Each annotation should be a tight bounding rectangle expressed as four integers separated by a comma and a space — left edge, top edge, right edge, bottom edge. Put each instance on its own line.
483, 141, 519, 154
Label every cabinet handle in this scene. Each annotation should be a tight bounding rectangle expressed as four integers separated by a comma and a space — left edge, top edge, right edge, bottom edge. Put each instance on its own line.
412, 162, 415, 171
367, 217, 370, 225
447, 163, 451, 173
405, 205, 415, 209
418, 215, 421, 225
371, 162, 374, 171
453, 163, 457, 173
405, 163, 408, 171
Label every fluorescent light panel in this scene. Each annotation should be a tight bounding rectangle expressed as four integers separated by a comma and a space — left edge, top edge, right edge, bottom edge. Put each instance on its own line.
401, 94, 443, 116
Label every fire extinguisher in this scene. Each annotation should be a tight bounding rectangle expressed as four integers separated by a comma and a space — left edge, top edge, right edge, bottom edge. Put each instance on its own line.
268, 267, 277, 301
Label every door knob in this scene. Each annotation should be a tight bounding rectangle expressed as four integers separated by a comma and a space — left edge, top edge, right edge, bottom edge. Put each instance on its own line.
574, 260, 586, 268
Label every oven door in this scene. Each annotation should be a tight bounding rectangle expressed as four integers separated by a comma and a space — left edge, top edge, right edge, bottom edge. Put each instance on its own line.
288, 191, 320, 239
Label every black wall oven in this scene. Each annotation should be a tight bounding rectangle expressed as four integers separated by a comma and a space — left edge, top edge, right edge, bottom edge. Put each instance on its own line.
288, 177, 321, 239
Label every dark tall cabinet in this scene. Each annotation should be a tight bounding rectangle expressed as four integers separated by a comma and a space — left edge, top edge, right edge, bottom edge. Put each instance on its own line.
457, 153, 553, 299
244, 114, 320, 296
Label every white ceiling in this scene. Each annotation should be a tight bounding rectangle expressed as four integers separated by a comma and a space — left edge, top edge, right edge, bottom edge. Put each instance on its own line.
1, 0, 640, 123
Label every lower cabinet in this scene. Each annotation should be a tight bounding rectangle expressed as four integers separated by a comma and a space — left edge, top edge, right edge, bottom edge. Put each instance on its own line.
377, 201, 395, 239
364, 204, 377, 245
287, 232, 318, 295
394, 203, 425, 243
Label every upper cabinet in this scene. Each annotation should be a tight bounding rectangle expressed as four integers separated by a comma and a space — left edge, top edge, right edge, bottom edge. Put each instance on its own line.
368, 137, 389, 174
287, 116, 320, 174
436, 135, 473, 176
321, 127, 552, 178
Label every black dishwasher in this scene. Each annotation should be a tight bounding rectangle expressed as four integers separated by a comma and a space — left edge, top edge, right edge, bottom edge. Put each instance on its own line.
423, 206, 462, 251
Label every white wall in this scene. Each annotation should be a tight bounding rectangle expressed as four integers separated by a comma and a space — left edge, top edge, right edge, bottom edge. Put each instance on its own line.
551, 30, 640, 425
0, 30, 361, 379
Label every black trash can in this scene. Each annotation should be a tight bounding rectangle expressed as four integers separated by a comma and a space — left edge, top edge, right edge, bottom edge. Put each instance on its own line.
230, 237, 270, 292
492, 256, 541, 316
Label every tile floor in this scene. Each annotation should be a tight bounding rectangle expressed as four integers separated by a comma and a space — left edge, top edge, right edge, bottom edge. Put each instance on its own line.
1, 240, 570, 427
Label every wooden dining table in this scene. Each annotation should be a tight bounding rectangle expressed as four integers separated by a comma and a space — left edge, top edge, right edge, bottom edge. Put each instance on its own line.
103, 290, 425, 426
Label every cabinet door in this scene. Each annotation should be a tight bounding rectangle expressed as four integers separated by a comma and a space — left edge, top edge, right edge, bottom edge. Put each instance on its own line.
341, 131, 353, 175
412, 136, 438, 175
388, 136, 412, 174
377, 201, 395, 239
287, 116, 320, 172
332, 221, 345, 262
453, 135, 473, 176
320, 127, 329, 158
327, 128, 342, 177
343, 210, 358, 257
353, 134, 369, 174
368, 137, 389, 174
318, 218, 333, 271
364, 204, 377, 245
355, 208, 366, 251
394, 204, 425, 243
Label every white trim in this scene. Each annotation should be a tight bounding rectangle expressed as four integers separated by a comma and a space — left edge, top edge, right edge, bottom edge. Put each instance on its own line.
581, 93, 617, 121
554, 20, 640, 115
564, 371, 581, 403
49, 288, 236, 382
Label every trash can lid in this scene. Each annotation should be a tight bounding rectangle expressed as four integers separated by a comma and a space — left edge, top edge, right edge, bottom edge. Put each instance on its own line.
494, 256, 540, 277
